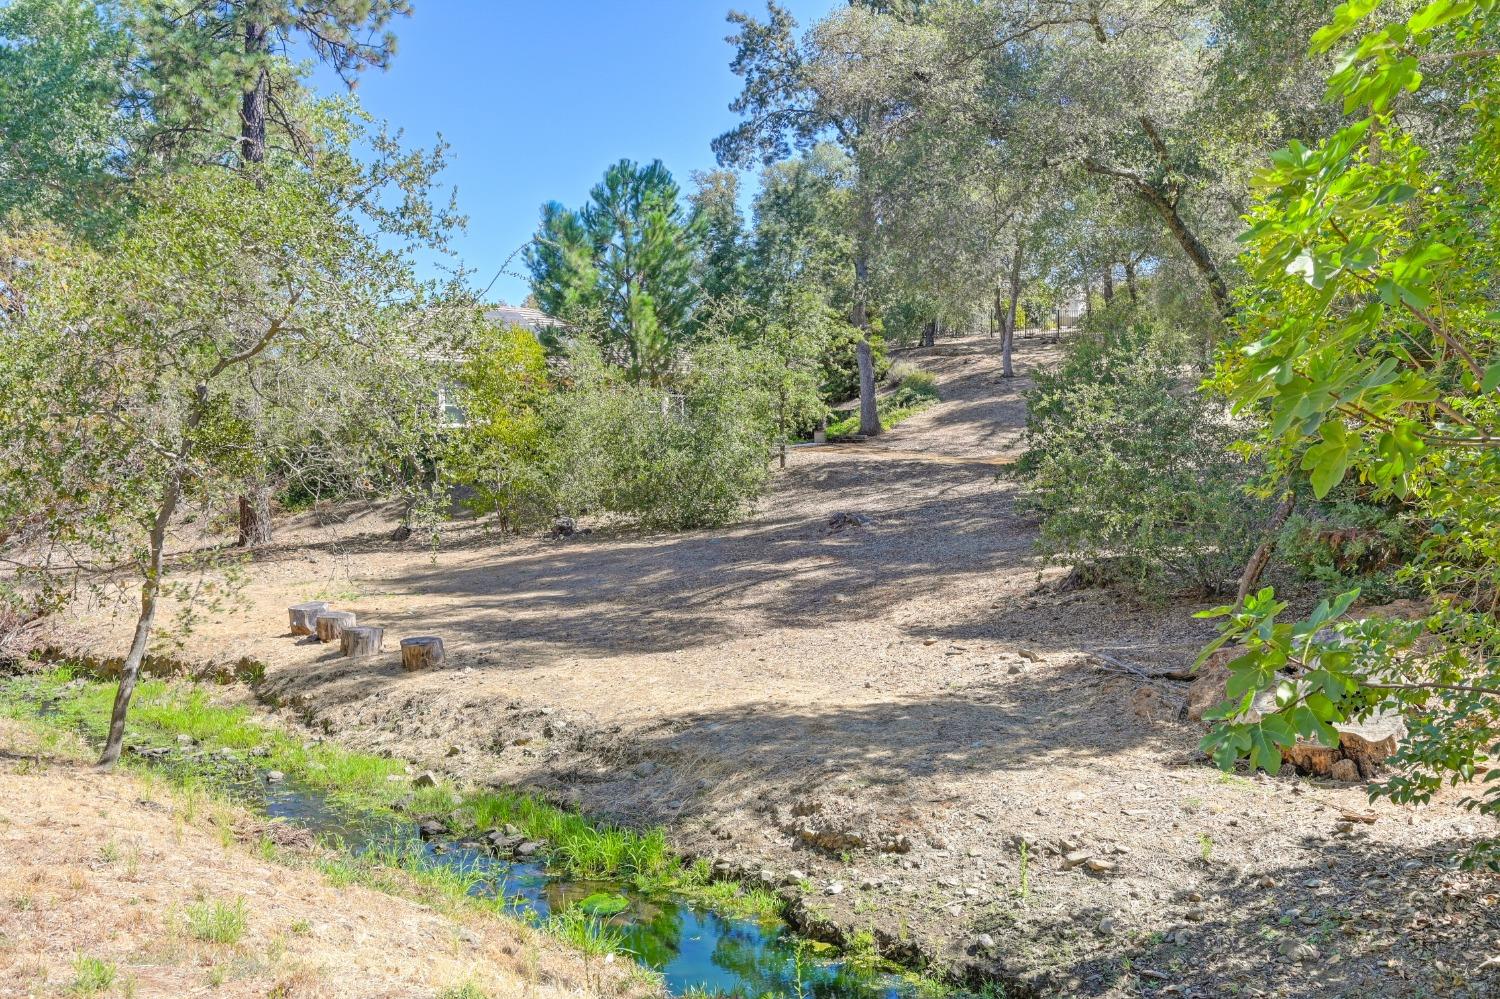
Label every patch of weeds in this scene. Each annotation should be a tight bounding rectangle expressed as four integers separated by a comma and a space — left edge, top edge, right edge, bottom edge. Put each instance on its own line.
843, 928, 882, 971
98, 840, 121, 864
1198, 833, 1214, 863
438, 984, 490, 999
289, 919, 311, 936
544, 906, 626, 957
70, 955, 116, 995
186, 897, 248, 944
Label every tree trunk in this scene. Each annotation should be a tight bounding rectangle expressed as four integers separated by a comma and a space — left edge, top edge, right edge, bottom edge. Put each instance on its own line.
237, 486, 273, 548
99, 454, 189, 768
922, 319, 936, 349
1102, 265, 1115, 303
856, 339, 880, 437
1003, 244, 1022, 379
1125, 259, 1139, 303
851, 193, 879, 438
1117, 176, 1231, 317
1235, 491, 1297, 609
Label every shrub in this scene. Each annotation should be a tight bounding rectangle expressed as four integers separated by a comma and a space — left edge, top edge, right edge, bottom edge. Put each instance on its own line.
185, 897, 248, 944
1017, 309, 1268, 594
443, 323, 556, 531
819, 321, 888, 402
548, 342, 774, 530
1276, 489, 1421, 604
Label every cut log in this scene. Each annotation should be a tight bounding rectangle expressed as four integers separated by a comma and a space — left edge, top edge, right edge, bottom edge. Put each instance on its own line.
288, 601, 330, 636
400, 636, 445, 671
314, 611, 356, 644
1282, 711, 1406, 781
340, 626, 384, 658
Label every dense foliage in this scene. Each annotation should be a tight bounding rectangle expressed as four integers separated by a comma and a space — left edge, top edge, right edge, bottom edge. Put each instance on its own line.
1198, 0, 1500, 865
1019, 307, 1268, 594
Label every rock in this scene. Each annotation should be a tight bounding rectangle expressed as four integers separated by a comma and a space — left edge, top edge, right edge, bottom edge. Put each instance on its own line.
1097, 916, 1119, 935
1258, 875, 1278, 889
1018, 649, 1042, 662
266, 770, 286, 783
417, 819, 447, 839
515, 840, 544, 857
1062, 850, 1092, 869
825, 882, 844, 895
974, 933, 998, 955
550, 516, 577, 539
1184, 907, 1206, 922
413, 771, 439, 788
1279, 940, 1319, 962
827, 511, 874, 531
176, 734, 195, 746
1085, 858, 1117, 874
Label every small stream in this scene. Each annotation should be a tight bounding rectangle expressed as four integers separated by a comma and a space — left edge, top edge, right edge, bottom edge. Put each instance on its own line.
152, 751, 922, 999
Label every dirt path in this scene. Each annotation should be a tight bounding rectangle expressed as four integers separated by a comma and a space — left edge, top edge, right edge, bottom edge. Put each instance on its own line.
56, 334, 1499, 997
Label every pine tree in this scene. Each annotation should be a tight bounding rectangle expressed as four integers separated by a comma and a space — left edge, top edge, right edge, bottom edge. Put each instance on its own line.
527, 160, 701, 385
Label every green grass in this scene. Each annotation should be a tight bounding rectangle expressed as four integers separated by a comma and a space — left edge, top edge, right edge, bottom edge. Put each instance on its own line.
70, 955, 116, 995
825, 364, 940, 438
185, 897, 248, 944
543, 907, 629, 957
0, 668, 786, 929
438, 984, 490, 999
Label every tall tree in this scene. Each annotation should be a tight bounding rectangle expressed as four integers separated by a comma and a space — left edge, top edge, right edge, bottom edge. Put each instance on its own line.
132, 0, 413, 547
526, 159, 701, 385
716, 2, 936, 436
0, 108, 473, 768
0, 0, 139, 236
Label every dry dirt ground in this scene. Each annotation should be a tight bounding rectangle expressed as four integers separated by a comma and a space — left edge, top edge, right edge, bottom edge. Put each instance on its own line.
0, 718, 647, 999
55, 333, 1500, 997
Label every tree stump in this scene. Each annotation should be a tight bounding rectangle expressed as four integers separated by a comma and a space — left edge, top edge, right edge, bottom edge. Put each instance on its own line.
400, 636, 445, 671
314, 611, 356, 644
288, 601, 330, 636
340, 626, 384, 658
1282, 711, 1406, 780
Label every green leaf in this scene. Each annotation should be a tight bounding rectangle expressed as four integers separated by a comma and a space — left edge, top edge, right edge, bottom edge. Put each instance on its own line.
1300, 421, 1356, 498
1483, 359, 1500, 393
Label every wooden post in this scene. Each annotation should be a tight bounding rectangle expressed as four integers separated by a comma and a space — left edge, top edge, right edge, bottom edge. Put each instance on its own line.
340, 626, 384, 658
288, 601, 330, 636
400, 636, 445, 671
314, 611, 356, 644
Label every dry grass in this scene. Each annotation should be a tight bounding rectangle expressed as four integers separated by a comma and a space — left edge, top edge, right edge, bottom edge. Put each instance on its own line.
0, 718, 658, 999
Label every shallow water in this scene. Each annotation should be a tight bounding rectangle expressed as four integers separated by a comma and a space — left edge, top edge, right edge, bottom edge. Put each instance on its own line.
240, 765, 915, 998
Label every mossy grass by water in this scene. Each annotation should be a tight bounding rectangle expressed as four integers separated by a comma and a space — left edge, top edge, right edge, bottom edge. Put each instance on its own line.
2, 667, 775, 916
4, 668, 989, 999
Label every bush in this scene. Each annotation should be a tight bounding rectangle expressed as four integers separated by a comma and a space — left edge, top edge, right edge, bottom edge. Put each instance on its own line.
443, 323, 556, 530
548, 342, 774, 530
819, 321, 888, 402
1017, 309, 1268, 594
1276, 489, 1421, 604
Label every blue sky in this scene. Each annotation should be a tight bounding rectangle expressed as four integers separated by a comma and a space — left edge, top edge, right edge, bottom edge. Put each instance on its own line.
319, 1, 843, 305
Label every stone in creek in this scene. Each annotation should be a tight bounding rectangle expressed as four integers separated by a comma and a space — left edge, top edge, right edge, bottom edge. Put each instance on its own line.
266, 770, 286, 783
417, 819, 447, 839
515, 840, 544, 857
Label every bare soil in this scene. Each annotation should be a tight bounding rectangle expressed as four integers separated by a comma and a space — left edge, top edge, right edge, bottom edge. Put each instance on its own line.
0, 718, 647, 999
53, 333, 1500, 997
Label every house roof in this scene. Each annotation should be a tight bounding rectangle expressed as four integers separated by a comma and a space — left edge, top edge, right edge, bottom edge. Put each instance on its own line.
485, 305, 567, 334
